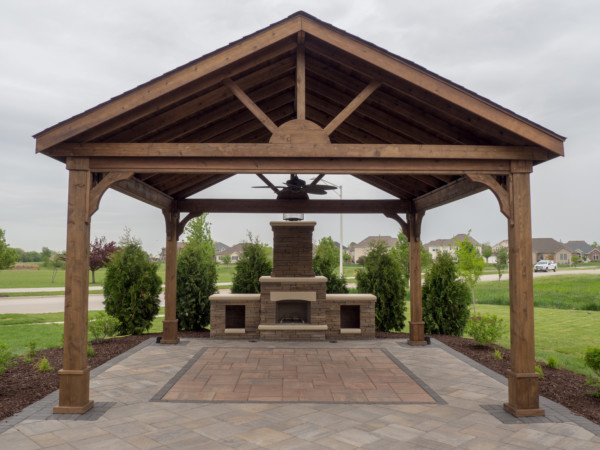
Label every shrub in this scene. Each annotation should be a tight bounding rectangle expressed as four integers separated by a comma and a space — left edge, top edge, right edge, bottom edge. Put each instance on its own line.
494, 349, 503, 360
88, 311, 120, 342
547, 356, 559, 369
176, 242, 217, 330
232, 234, 272, 294
28, 341, 37, 358
313, 237, 348, 294
535, 364, 544, 379
0, 343, 16, 375
422, 252, 471, 335
35, 356, 54, 372
356, 241, 407, 332
584, 347, 600, 397
464, 314, 506, 346
87, 344, 95, 357
103, 236, 162, 335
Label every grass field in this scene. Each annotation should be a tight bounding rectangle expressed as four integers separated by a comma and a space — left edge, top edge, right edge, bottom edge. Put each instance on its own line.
0, 262, 360, 291
474, 274, 600, 311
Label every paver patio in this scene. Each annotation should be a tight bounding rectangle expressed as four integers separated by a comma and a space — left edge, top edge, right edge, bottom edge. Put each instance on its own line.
1, 338, 599, 449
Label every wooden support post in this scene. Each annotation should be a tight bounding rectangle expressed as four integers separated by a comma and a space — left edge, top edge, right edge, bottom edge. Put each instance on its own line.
504, 163, 544, 417
161, 208, 180, 344
407, 212, 426, 345
54, 159, 93, 414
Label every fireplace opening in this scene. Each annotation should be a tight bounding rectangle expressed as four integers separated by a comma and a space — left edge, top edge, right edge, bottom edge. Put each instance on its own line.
226, 305, 246, 328
340, 305, 360, 328
276, 300, 311, 324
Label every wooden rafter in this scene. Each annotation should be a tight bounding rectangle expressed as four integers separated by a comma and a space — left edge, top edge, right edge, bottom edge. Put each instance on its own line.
111, 177, 173, 210
413, 176, 486, 212
223, 78, 278, 133
296, 31, 306, 120
323, 80, 381, 135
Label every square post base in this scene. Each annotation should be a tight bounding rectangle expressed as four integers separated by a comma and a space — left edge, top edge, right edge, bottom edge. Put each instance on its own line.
407, 321, 426, 346
54, 367, 93, 414
503, 369, 545, 417
161, 319, 180, 344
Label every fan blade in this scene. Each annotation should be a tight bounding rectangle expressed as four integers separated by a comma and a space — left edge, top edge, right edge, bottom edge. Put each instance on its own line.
303, 186, 328, 195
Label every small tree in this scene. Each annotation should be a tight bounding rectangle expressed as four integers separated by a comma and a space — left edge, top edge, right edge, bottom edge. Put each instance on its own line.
481, 243, 493, 264
494, 247, 509, 280
45, 251, 65, 283
103, 232, 161, 335
356, 241, 407, 332
0, 229, 19, 270
176, 214, 218, 330
89, 236, 118, 284
422, 252, 471, 335
390, 232, 433, 281
231, 234, 272, 293
454, 232, 486, 314
221, 254, 232, 265
313, 236, 348, 293
572, 254, 581, 266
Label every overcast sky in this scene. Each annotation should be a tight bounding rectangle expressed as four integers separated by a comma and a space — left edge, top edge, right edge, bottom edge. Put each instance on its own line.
1, 0, 598, 255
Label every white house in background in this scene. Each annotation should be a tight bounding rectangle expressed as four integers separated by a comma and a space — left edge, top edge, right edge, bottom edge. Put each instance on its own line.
215, 243, 245, 264
350, 236, 397, 262
423, 234, 481, 260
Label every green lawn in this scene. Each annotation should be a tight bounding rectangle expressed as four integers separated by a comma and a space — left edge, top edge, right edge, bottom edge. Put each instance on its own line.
474, 274, 600, 311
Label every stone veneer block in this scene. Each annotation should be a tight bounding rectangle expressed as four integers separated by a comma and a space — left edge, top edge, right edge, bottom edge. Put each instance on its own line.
270, 221, 315, 277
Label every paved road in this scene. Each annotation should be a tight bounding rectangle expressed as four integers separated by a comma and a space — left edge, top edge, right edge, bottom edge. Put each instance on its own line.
1, 269, 598, 315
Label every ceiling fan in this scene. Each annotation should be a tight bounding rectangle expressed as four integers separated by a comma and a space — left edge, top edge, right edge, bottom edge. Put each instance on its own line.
253, 174, 337, 199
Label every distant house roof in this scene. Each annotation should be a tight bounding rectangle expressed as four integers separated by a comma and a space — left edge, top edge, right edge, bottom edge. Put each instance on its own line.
215, 243, 245, 256
565, 241, 595, 254
424, 234, 480, 248
354, 236, 397, 248
532, 238, 572, 254
214, 241, 230, 253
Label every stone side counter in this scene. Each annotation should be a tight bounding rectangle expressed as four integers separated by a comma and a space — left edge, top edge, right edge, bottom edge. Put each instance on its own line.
209, 294, 260, 339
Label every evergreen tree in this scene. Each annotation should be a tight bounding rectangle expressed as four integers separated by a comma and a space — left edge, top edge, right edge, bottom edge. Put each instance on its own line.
422, 252, 471, 335
176, 214, 217, 330
104, 232, 161, 335
313, 236, 348, 293
231, 234, 272, 293
0, 229, 19, 270
356, 241, 407, 331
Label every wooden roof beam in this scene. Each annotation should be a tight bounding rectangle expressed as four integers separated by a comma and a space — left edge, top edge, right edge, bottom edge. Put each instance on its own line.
323, 80, 381, 135
177, 198, 410, 214
413, 176, 486, 212
111, 177, 173, 210
296, 31, 306, 120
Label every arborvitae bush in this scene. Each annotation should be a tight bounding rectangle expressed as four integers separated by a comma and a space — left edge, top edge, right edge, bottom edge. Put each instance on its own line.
103, 237, 161, 335
232, 234, 272, 294
356, 241, 407, 332
313, 237, 348, 294
176, 241, 217, 330
422, 251, 471, 335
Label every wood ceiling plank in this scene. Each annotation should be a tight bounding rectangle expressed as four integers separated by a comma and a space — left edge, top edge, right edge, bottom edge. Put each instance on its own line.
301, 21, 564, 154
36, 21, 302, 152
108, 58, 296, 142
409, 175, 445, 189
172, 174, 233, 199
305, 40, 543, 148
353, 174, 408, 198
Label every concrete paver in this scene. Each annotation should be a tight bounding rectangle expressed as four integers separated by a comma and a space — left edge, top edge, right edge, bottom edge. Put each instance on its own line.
1, 337, 599, 449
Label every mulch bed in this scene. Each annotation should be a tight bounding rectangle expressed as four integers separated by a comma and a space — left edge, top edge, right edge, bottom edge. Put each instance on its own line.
1, 330, 598, 427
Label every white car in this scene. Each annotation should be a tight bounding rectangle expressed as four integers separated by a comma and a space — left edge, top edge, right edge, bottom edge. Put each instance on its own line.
534, 260, 557, 272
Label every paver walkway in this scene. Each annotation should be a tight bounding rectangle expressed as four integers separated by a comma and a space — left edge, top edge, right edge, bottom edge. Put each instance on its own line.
1, 338, 599, 449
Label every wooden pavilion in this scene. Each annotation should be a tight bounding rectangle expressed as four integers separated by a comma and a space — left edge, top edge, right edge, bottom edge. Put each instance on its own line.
34, 12, 565, 417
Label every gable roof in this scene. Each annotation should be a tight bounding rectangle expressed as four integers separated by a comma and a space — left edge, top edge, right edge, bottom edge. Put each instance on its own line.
33, 11, 566, 211
532, 238, 572, 254
215, 243, 245, 256
424, 234, 480, 248
354, 236, 397, 248
565, 240, 594, 254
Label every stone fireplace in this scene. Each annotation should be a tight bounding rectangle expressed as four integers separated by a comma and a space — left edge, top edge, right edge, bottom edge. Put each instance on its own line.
209, 220, 375, 340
